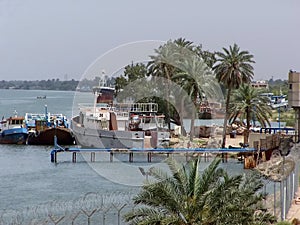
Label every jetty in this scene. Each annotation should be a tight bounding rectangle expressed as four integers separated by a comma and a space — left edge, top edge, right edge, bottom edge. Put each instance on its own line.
50, 142, 255, 165
50, 130, 295, 170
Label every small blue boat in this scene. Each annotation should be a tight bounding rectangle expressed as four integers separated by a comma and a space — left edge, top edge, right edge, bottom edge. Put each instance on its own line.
0, 115, 28, 144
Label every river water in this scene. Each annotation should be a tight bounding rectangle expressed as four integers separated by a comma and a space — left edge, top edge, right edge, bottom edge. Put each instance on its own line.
0, 89, 244, 213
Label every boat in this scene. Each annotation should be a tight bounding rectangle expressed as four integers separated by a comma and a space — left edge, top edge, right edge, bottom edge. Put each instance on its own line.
71, 85, 170, 149
260, 92, 288, 109
198, 101, 213, 119
37, 95, 46, 99
25, 108, 75, 145
0, 112, 28, 144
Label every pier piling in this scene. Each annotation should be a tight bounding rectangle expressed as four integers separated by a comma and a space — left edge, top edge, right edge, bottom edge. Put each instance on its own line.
129, 152, 133, 162
110, 152, 113, 162
91, 152, 95, 162
72, 152, 77, 163
147, 152, 152, 162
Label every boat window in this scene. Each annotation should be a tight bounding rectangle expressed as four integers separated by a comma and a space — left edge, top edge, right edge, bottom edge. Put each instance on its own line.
11, 119, 21, 125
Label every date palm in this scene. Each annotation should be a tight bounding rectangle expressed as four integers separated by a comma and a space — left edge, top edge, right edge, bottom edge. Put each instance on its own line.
147, 38, 196, 131
229, 84, 272, 144
147, 41, 179, 130
213, 43, 255, 148
173, 55, 221, 141
124, 158, 275, 225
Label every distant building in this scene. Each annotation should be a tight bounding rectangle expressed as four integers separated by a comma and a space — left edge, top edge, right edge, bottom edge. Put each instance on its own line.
288, 70, 300, 107
251, 80, 268, 89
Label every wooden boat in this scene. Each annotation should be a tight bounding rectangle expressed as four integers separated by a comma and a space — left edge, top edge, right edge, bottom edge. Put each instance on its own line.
25, 111, 75, 145
0, 114, 28, 144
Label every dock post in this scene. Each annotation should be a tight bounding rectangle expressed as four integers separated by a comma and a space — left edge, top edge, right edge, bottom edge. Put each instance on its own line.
91, 152, 95, 162
72, 152, 77, 163
51, 150, 57, 163
147, 152, 152, 162
221, 153, 228, 163
51, 150, 54, 163
129, 152, 133, 162
110, 152, 113, 162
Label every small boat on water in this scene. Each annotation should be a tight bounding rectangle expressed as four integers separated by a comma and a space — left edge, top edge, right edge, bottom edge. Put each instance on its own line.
37, 95, 46, 99
25, 108, 75, 145
0, 112, 28, 144
71, 84, 170, 149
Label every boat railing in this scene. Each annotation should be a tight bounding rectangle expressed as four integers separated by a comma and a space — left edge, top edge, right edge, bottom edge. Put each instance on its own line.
114, 103, 158, 113
77, 103, 159, 113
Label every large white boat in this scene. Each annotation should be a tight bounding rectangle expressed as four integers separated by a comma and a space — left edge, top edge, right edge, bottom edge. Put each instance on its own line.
71, 87, 170, 149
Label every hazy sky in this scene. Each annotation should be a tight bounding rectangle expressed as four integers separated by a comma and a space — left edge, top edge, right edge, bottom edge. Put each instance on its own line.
0, 0, 299, 81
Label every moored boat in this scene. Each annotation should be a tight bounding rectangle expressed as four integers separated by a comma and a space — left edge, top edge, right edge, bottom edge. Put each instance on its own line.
25, 111, 75, 145
0, 114, 28, 144
71, 85, 170, 149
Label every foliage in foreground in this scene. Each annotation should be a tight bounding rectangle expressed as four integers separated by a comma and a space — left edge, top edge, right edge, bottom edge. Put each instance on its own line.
124, 158, 276, 225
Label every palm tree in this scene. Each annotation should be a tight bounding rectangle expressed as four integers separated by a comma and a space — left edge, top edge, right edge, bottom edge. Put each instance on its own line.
124, 158, 275, 225
147, 41, 179, 130
147, 38, 196, 131
229, 84, 272, 144
173, 55, 221, 141
213, 43, 255, 148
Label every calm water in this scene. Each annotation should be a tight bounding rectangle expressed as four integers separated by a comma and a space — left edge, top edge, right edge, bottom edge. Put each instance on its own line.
0, 89, 244, 211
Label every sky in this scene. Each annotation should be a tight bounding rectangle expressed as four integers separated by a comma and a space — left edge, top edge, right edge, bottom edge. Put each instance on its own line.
0, 0, 299, 81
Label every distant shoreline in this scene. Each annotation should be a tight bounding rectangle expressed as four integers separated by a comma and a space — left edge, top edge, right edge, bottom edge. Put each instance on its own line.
0, 79, 79, 91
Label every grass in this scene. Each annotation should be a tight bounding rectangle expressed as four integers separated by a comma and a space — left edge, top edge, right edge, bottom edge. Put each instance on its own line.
271, 108, 295, 127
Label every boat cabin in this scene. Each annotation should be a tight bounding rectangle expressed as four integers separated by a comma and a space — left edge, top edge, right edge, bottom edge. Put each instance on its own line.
0, 117, 25, 131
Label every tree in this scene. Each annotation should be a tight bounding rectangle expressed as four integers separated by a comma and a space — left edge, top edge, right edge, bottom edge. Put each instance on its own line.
147, 42, 178, 129
229, 84, 272, 144
114, 62, 147, 101
195, 45, 216, 69
213, 43, 255, 148
124, 158, 275, 225
173, 54, 220, 141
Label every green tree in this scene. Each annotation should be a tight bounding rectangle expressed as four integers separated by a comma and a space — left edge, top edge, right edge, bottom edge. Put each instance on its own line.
229, 84, 272, 144
213, 43, 255, 148
124, 158, 275, 225
147, 41, 181, 130
173, 54, 220, 141
114, 62, 147, 101
195, 45, 216, 69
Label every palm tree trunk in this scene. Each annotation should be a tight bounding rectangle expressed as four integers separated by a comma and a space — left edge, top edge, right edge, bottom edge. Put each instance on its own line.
164, 66, 171, 130
189, 93, 197, 142
180, 97, 187, 136
245, 106, 251, 144
221, 89, 231, 148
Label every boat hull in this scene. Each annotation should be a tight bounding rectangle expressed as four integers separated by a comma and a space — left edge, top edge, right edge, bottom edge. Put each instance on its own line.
71, 116, 169, 149
0, 127, 28, 144
27, 127, 75, 145
198, 112, 212, 119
